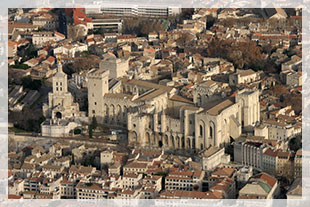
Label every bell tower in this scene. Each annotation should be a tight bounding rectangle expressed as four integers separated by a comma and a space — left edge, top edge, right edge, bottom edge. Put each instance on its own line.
52, 55, 68, 95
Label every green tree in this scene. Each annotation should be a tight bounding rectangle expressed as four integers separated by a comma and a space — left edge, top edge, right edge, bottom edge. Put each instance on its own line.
21, 76, 42, 90
71, 154, 75, 165
89, 126, 93, 138
91, 116, 98, 130
289, 136, 302, 151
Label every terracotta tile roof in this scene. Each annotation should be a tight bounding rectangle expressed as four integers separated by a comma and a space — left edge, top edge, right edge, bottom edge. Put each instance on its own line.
45, 56, 55, 64
160, 190, 223, 199
296, 149, 302, 156
263, 148, 278, 157
252, 172, 277, 188
8, 195, 22, 199
212, 167, 235, 177
76, 182, 103, 191
123, 173, 140, 179
124, 162, 148, 169
169, 170, 193, 177
120, 189, 135, 195
54, 31, 65, 38
8, 40, 18, 48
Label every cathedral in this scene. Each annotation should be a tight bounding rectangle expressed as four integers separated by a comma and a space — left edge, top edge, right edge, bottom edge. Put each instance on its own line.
41, 57, 86, 137
87, 68, 260, 151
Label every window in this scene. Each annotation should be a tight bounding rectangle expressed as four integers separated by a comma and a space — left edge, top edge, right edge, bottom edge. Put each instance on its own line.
92, 110, 95, 114
94, 102, 97, 105
56, 87, 58, 91
200, 125, 203, 137
210, 126, 213, 138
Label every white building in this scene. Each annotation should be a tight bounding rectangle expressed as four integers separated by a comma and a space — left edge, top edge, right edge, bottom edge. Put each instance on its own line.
53, 42, 88, 58
200, 147, 230, 171
229, 69, 259, 86
264, 120, 294, 141
41, 58, 85, 137
99, 53, 129, 79
32, 31, 65, 46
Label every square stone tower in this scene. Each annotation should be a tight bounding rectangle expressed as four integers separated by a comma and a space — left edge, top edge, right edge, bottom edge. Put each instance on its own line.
87, 68, 110, 123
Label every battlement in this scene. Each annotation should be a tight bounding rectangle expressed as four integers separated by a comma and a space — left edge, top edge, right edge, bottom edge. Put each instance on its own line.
87, 68, 110, 79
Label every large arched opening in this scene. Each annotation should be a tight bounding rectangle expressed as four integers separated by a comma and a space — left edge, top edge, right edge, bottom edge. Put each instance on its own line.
56, 112, 62, 119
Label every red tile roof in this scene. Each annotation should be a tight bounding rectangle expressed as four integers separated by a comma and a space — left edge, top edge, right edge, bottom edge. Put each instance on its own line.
253, 172, 277, 188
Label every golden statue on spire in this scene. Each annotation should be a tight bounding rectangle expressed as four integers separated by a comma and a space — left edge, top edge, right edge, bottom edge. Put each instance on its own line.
57, 54, 62, 64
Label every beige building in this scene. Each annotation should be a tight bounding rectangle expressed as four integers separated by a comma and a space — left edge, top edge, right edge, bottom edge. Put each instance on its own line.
8, 179, 24, 196
142, 175, 162, 192
122, 173, 143, 189
100, 149, 115, 168
262, 148, 278, 175
8, 40, 18, 58
60, 179, 76, 199
32, 13, 58, 30
87, 68, 110, 123
108, 163, 121, 176
53, 42, 88, 58
76, 182, 106, 199
123, 162, 148, 174
32, 31, 65, 46
193, 80, 230, 106
264, 120, 294, 141
87, 69, 260, 151
254, 124, 268, 138
238, 172, 279, 199
165, 170, 205, 191
234, 139, 266, 170
276, 151, 293, 178
294, 149, 302, 178
200, 147, 230, 171
229, 69, 259, 86
99, 53, 129, 79
286, 178, 302, 199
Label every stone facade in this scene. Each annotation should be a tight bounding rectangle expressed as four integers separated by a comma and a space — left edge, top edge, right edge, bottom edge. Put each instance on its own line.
41, 59, 85, 137
87, 68, 261, 151
87, 68, 110, 123
99, 53, 129, 79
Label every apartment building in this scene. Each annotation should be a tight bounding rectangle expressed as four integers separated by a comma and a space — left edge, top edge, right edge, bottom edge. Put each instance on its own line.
122, 173, 143, 189
32, 31, 65, 46
86, 5, 181, 18
294, 149, 302, 178
165, 170, 205, 191
264, 120, 294, 141
123, 162, 148, 174
60, 179, 76, 199
234, 139, 266, 170
76, 182, 106, 199
142, 175, 162, 192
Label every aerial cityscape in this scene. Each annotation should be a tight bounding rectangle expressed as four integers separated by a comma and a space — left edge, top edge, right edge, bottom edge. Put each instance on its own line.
7, 7, 302, 199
